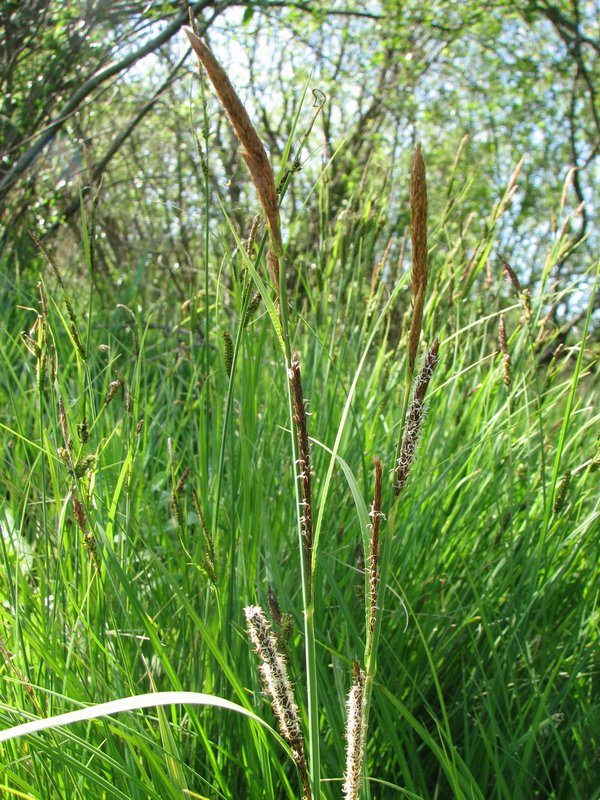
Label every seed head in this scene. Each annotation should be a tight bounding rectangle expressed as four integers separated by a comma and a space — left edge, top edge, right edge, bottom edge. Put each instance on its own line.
498, 316, 511, 388
553, 470, 571, 514
184, 29, 282, 256
222, 330, 233, 377
396, 339, 439, 495
407, 144, 429, 377
244, 605, 310, 797
289, 353, 313, 582
342, 661, 366, 800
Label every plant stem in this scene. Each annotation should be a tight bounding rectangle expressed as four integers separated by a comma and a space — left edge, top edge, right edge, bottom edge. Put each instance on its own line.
278, 254, 320, 799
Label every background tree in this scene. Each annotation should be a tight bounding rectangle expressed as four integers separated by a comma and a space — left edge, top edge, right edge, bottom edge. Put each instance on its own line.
1, 0, 597, 322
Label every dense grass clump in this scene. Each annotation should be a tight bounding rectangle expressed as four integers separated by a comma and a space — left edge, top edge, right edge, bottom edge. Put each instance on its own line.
0, 32, 598, 800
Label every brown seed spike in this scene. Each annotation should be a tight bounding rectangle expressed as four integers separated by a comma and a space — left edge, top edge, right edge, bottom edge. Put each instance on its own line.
417, 338, 438, 394
498, 316, 511, 388
500, 255, 521, 294
289, 353, 313, 583
184, 28, 282, 257
58, 397, 72, 452
176, 466, 190, 496
72, 496, 87, 532
368, 457, 383, 639
396, 339, 439, 496
407, 144, 429, 377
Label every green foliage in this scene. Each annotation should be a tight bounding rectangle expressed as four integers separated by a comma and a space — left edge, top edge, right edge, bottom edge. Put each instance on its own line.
0, 121, 598, 796
0, 2, 598, 797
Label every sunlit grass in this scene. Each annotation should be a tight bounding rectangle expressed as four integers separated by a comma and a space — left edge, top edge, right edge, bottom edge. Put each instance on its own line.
0, 102, 598, 800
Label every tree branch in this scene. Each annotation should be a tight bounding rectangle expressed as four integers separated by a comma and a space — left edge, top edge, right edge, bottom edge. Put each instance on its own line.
50, 53, 188, 232
0, 0, 228, 206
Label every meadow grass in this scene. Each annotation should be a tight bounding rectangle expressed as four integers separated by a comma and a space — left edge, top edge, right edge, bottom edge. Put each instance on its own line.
0, 41, 599, 800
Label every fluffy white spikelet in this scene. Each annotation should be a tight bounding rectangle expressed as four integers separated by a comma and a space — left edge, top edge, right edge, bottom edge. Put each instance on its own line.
244, 605, 305, 761
342, 662, 366, 800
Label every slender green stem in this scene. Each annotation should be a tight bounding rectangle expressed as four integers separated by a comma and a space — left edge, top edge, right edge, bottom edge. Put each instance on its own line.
278, 250, 321, 799
201, 70, 211, 485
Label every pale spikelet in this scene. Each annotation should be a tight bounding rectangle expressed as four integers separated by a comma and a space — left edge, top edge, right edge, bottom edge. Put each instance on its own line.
184, 29, 282, 256
407, 144, 429, 377
244, 606, 303, 748
396, 339, 439, 495
560, 166, 577, 211
497, 156, 524, 216
557, 212, 571, 244
125, 381, 132, 415
370, 236, 394, 297
21, 315, 48, 394
36, 281, 48, 393
37, 280, 48, 324
188, 6, 198, 33
452, 134, 469, 172
266, 249, 281, 297
521, 288, 532, 325
498, 315, 511, 388
21, 329, 41, 360
244, 605, 310, 798
289, 353, 313, 584
506, 156, 524, 197
246, 213, 261, 256
342, 661, 366, 800
104, 379, 121, 405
